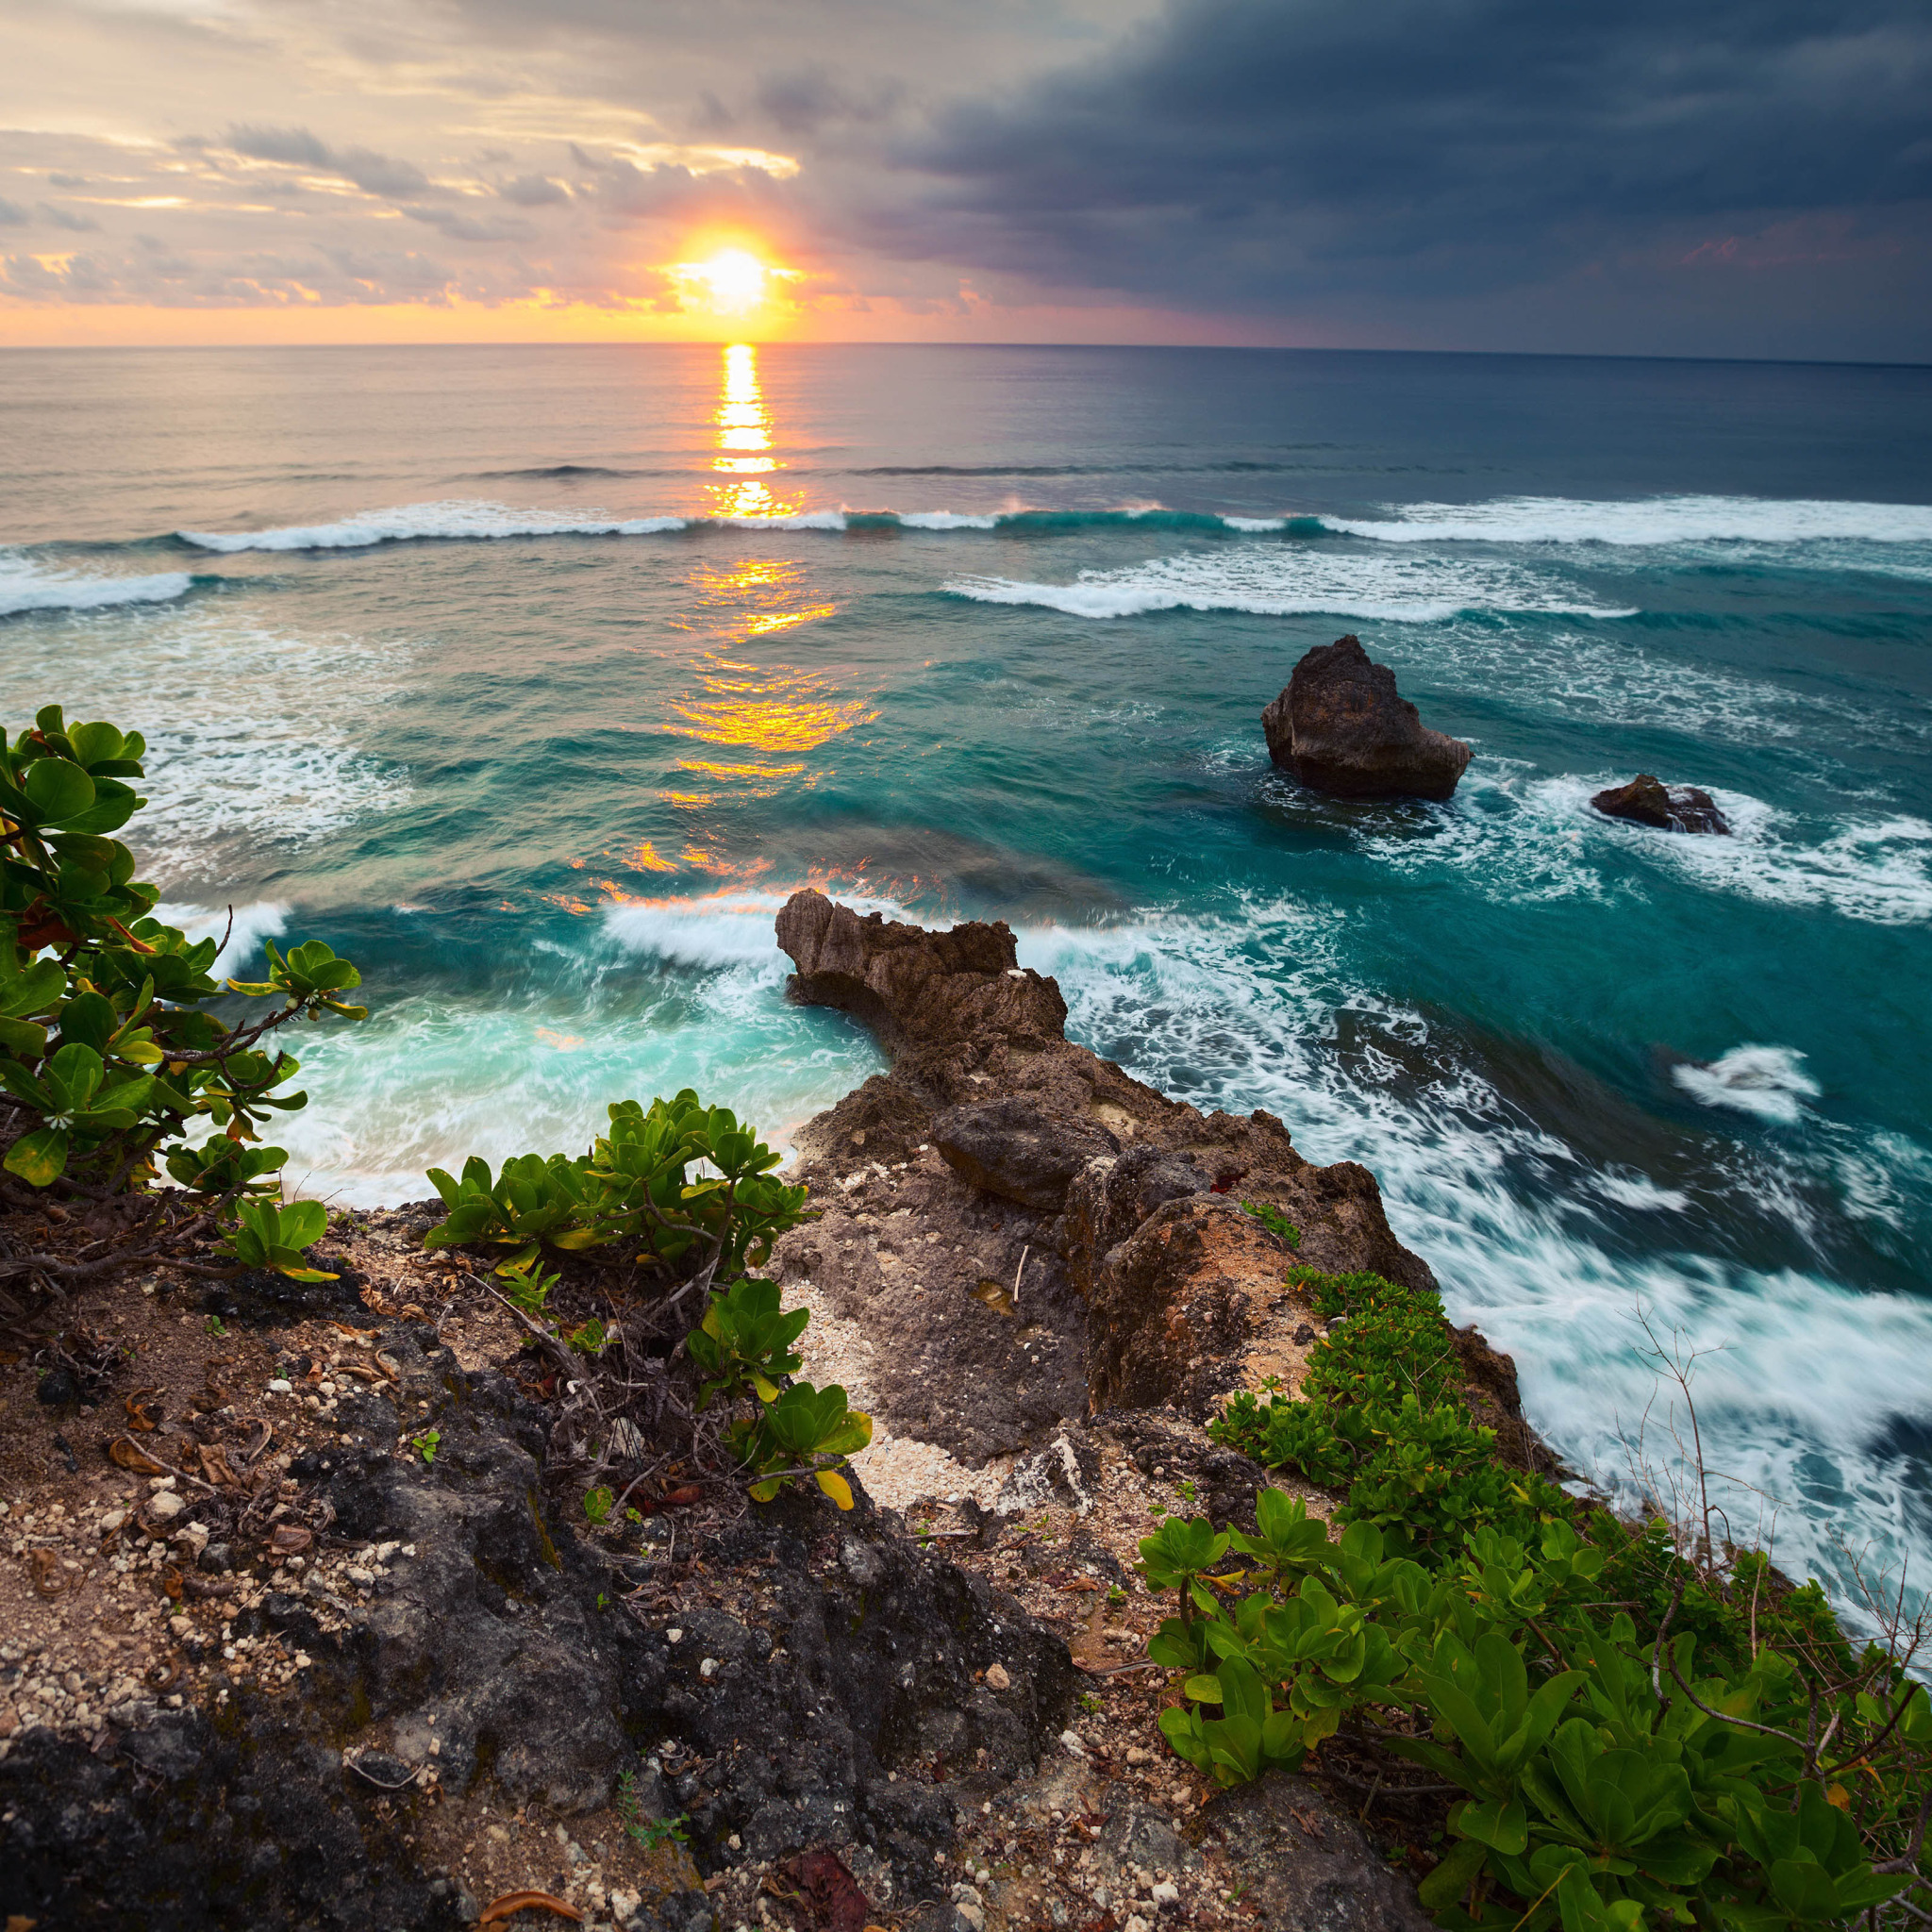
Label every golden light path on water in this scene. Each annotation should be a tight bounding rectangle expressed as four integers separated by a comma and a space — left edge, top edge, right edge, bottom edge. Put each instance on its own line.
563, 344, 880, 901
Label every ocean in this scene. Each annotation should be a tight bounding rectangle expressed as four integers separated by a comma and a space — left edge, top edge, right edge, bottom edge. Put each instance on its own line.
4, 341, 1931, 1623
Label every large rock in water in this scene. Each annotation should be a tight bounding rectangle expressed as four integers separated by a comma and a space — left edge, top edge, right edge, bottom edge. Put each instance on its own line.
1262, 634, 1472, 801
1591, 773, 1731, 835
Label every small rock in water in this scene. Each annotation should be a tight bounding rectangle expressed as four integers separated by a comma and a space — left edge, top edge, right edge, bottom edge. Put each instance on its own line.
1591, 773, 1731, 835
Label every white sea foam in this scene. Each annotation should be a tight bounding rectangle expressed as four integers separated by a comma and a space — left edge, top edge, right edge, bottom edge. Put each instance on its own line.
178, 500, 691, 552
0, 556, 197, 617
153, 899, 291, 974
1320, 494, 1932, 546
602, 886, 924, 974
944, 550, 1636, 623
895, 511, 1002, 531
1573, 781, 1932, 925
0, 607, 412, 878
1674, 1046, 1822, 1124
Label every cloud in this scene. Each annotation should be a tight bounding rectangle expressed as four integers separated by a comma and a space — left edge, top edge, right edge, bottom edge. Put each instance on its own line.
400, 204, 527, 242
900, 0, 1932, 321
39, 203, 100, 233
499, 173, 570, 207
0, 199, 27, 227
225, 124, 431, 198
47, 173, 89, 189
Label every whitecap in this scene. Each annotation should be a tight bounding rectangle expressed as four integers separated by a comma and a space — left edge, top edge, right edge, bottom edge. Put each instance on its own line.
1320, 493, 1932, 547
1011, 898, 1932, 1630
0, 558, 197, 618
1674, 1046, 1822, 1124
0, 608, 413, 878
179, 500, 690, 552
943, 549, 1636, 623
153, 899, 291, 974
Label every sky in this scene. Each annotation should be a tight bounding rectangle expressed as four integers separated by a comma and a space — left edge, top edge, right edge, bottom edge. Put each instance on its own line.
3, 0, 1929, 359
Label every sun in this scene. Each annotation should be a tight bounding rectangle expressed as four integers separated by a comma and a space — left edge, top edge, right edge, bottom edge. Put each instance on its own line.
685, 248, 768, 316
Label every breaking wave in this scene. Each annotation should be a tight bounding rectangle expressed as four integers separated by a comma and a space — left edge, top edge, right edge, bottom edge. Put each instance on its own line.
1318, 493, 1932, 546
943, 550, 1638, 622
1, 558, 201, 617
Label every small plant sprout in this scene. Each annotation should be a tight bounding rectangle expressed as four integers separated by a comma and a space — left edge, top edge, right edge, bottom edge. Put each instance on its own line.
583, 1485, 614, 1524
410, 1428, 441, 1465
1241, 1200, 1301, 1248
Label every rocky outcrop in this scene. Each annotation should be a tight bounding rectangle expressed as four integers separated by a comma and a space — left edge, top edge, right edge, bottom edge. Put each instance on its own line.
776, 891, 1437, 1427
1591, 773, 1731, 834
1262, 634, 1472, 802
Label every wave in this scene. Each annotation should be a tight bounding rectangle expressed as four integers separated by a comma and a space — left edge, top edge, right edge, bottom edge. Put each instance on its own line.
1335, 768, 1932, 926
945, 550, 1638, 623
153, 899, 291, 974
1320, 493, 1932, 547
1, 558, 200, 618
172, 497, 1344, 552
1674, 1045, 1822, 1124
602, 886, 922, 974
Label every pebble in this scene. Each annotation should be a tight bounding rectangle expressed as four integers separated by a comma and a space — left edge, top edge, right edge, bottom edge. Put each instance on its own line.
267, 1379, 292, 1395
983, 1663, 1011, 1690
146, 1492, 186, 1523
1150, 1880, 1179, 1905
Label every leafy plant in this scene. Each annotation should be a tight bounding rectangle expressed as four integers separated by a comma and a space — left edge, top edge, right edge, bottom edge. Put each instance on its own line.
727, 1381, 872, 1508
221, 1196, 337, 1282
0, 707, 364, 1286
420, 1091, 808, 1281
1148, 1272, 1932, 1931
1241, 1200, 1302, 1248
410, 1428, 441, 1465
495, 1252, 560, 1320
687, 1274, 808, 1407
583, 1485, 614, 1524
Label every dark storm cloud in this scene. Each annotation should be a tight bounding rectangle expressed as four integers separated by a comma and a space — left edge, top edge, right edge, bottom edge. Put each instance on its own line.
226, 124, 432, 198
901, 0, 1932, 307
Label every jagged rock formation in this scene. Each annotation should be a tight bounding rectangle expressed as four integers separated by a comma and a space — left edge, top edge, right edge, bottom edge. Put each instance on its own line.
1261, 634, 1472, 802
1591, 773, 1732, 834
775, 890, 1435, 1427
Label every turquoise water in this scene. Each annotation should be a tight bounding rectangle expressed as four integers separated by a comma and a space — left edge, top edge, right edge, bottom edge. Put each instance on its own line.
4, 342, 1931, 1617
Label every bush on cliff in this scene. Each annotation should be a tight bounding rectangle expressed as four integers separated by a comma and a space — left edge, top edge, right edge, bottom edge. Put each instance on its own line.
0, 707, 363, 1293
1144, 1270, 1932, 1931
431, 1103, 869, 1510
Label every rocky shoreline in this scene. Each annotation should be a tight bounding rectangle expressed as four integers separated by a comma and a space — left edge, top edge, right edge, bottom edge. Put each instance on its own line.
0, 891, 1555, 1932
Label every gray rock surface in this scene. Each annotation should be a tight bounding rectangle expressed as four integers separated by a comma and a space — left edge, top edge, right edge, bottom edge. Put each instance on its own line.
1208, 1771, 1439, 1929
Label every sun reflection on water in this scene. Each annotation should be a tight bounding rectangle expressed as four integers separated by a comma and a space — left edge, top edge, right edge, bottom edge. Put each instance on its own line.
708, 342, 802, 521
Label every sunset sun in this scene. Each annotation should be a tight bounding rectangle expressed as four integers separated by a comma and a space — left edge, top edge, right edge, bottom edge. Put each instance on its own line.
680, 247, 771, 316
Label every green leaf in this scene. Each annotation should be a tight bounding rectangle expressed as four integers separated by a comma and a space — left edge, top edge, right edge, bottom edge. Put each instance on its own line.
23, 757, 95, 823
1417, 1836, 1488, 1911
3, 1125, 70, 1186
1456, 1797, 1528, 1857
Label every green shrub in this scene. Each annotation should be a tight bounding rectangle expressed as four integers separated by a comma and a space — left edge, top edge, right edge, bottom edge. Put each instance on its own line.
1156, 1272, 1932, 1929
687, 1274, 808, 1407
726, 1381, 872, 1509
422, 1091, 807, 1278
1, 707, 363, 1284
221, 1196, 336, 1281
